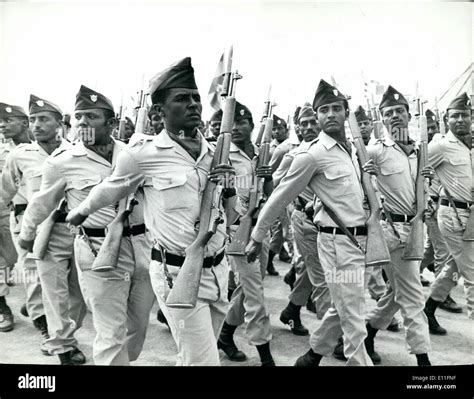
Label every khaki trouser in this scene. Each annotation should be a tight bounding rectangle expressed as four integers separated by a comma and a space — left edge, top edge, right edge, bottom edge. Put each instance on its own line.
289, 209, 331, 319
420, 212, 452, 276
430, 206, 474, 318
366, 266, 386, 301
367, 221, 431, 354
0, 209, 17, 297
149, 253, 229, 366
74, 233, 154, 365
36, 222, 87, 355
309, 232, 373, 366
10, 212, 44, 320
226, 230, 272, 346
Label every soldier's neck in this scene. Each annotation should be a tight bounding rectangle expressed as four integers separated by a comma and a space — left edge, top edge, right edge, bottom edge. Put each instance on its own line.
167, 126, 198, 138
38, 139, 61, 155
454, 132, 472, 150
12, 131, 30, 145
85, 136, 114, 162
236, 141, 254, 159
326, 129, 346, 144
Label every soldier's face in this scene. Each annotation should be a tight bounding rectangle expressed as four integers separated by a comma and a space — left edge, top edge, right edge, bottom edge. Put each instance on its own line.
381, 105, 411, 143
299, 116, 320, 142
317, 101, 347, 134
210, 121, 221, 137
427, 121, 439, 142
272, 124, 288, 142
149, 112, 164, 135
159, 88, 202, 132
447, 109, 471, 137
74, 109, 114, 143
357, 120, 373, 145
29, 111, 61, 143
0, 116, 28, 139
232, 119, 253, 145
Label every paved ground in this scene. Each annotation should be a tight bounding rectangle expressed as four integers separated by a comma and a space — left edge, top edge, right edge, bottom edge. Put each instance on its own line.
0, 260, 473, 367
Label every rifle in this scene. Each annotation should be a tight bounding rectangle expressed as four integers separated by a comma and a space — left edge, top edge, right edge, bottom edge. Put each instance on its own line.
226, 99, 275, 256
254, 85, 272, 145
402, 115, 429, 260
31, 198, 68, 260
348, 112, 391, 267
165, 47, 241, 308
373, 120, 384, 140
91, 195, 138, 272
116, 103, 127, 141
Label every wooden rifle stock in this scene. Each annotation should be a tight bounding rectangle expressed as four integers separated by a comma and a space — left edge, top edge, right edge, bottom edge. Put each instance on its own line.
227, 105, 274, 256
402, 116, 428, 260
91, 196, 138, 272
348, 113, 390, 267
31, 198, 67, 260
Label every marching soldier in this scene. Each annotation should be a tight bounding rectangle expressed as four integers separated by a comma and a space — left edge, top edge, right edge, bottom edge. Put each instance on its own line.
11, 95, 87, 364
217, 101, 275, 366
0, 102, 29, 333
274, 105, 331, 335
207, 109, 223, 142
19, 85, 155, 365
423, 92, 474, 333
1, 103, 50, 349
247, 80, 373, 366
419, 109, 461, 312
67, 58, 238, 366
362, 86, 432, 366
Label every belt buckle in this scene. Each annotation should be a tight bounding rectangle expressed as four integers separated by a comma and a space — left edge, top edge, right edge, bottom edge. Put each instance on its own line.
354, 227, 358, 236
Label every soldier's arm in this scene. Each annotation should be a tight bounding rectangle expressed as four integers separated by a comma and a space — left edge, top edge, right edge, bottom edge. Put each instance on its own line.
75, 149, 144, 217
273, 152, 294, 187
269, 145, 287, 173
251, 151, 318, 243
1, 149, 22, 205
19, 160, 67, 241
427, 140, 444, 169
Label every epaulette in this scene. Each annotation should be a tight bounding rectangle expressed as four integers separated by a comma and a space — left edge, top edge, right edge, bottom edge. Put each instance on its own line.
51, 147, 68, 157
129, 135, 154, 148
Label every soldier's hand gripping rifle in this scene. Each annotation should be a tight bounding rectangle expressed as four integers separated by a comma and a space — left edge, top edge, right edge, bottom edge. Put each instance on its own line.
165, 48, 241, 308
254, 86, 272, 146
348, 112, 391, 266
31, 198, 67, 260
91, 195, 138, 272
227, 99, 275, 256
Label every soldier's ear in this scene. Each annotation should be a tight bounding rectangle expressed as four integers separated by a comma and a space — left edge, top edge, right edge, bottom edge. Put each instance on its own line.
408, 112, 412, 122
345, 109, 350, 118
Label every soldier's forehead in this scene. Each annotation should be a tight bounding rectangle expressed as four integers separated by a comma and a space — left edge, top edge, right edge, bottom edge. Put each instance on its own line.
381, 104, 406, 113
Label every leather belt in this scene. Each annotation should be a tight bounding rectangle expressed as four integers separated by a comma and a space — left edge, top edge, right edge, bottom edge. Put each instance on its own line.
151, 247, 225, 268
440, 198, 470, 210
430, 196, 439, 203
83, 224, 146, 238
14, 204, 27, 216
318, 225, 367, 236
382, 213, 414, 223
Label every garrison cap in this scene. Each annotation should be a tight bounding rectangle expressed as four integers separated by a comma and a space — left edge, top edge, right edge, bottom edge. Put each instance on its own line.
312, 79, 348, 111
298, 105, 316, 122
446, 92, 471, 112
149, 57, 198, 104
210, 109, 223, 123
425, 109, 437, 123
234, 101, 253, 122
75, 85, 114, 113
273, 114, 287, 129
0, 103, 28, 119
29, 94, 62, 117
354, 105, 371, 122
379, 85, 409, 112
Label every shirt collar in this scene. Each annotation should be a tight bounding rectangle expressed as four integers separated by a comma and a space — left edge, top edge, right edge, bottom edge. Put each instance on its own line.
319, 131, 339, 150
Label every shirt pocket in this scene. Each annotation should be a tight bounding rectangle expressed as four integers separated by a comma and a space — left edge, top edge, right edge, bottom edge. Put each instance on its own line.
152, 173, 193, 211
323, 168, 353, 198
448, 157, 468, 166
25, 169, 43, 195
379, 163, 404, 190
69, 174, 103, 191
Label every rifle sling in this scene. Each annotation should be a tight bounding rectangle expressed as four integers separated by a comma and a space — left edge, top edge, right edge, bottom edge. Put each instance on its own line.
320, 201, 365, 253
442, 186, 465, 231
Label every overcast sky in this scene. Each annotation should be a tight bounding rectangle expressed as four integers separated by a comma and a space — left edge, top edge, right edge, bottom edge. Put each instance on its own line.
0, 0, 472, 122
